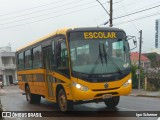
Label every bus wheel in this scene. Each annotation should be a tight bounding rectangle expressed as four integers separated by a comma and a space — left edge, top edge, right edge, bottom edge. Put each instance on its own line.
57, 89, 73, 111
25, 86, 31, 102
25, 86, 41, 104
104, 96, 120, 108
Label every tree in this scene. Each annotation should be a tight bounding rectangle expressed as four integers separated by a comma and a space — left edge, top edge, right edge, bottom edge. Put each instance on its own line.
143, 53, 160, 91
145, 69, 160, 91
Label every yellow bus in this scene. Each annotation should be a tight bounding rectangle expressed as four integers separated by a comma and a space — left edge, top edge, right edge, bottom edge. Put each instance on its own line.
16, 27, 134, 111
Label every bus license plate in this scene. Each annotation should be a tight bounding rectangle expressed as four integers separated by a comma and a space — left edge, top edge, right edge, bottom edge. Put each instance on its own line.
102, 94, 112, 99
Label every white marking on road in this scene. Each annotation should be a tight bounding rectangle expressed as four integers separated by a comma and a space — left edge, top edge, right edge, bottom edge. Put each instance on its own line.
157, 117, 160, 120
9, 90, 20, 93
2, 90, 20, 93
118, 106, 137, 111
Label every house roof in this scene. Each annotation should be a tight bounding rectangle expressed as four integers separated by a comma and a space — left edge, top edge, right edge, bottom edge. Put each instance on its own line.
130, 52, 150, 62
143, 52, 160, 61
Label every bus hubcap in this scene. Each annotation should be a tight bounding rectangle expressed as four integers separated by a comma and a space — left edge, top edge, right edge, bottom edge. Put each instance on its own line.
59, 94, 67, 110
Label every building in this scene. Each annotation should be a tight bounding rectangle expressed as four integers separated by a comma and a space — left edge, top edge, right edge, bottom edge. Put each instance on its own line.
0, 46, 17, 85
143, 52, 160, 61
143, 52, 160, 68
155, 19, 160, 48
149, 48, 160, 54
130, 52, 150, 68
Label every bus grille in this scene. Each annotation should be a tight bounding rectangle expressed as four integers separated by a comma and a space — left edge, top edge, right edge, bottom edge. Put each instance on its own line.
92, 87, 120, 91
94, 92, 118, 97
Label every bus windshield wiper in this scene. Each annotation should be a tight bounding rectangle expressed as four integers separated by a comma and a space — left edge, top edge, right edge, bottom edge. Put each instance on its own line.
90, 43, 104, 74
102, 43, 108, 65
99, 43, 103, 65
102, 43, 122, 74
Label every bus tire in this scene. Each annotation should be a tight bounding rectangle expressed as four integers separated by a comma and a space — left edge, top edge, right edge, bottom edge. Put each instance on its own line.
25, 85, 41, 104
104, 96, 120, 108
33, 94, 41, 104
57, 88, 73, 111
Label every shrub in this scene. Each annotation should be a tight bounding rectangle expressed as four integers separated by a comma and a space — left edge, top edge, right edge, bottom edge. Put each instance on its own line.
131, 65, 145, 89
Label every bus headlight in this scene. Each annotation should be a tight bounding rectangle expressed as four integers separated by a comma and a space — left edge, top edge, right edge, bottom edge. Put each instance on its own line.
72, 82, 89, 91
123, 79, 132, 87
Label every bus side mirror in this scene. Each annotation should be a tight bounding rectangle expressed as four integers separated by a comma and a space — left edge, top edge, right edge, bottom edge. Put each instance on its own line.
127, 36, 137, 51
133, 39, 137, 46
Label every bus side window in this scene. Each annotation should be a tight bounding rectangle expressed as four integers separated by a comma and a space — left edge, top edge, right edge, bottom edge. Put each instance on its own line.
57, 40, 69, 77
24, 49, 32, 69
51, 40, 55, 70
33, 46, 42, 68
112, 41, 123, 57
18, 52, 24, 70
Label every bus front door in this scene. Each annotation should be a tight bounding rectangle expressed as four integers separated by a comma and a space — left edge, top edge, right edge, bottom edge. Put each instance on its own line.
43, 46, 55, 99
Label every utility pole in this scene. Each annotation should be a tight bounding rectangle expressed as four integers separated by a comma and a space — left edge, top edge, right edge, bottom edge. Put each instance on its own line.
138, 30, 142, 89
109, 0, 113, 27
96, 0, 112, 27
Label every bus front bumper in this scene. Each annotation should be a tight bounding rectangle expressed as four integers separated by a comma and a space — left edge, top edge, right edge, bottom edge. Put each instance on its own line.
71, 82, 132, 102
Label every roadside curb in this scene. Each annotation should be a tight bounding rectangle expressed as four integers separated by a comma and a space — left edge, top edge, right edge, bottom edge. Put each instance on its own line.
128, 94, 160, 98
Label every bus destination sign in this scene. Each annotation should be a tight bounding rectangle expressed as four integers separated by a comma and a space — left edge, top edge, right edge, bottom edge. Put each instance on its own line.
84, 32, 117, 39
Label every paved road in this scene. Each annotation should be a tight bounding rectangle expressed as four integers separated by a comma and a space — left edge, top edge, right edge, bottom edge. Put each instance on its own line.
0, 86, 160, 120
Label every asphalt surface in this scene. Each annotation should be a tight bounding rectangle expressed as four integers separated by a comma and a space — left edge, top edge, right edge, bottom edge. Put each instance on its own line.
0, 86, 160, 120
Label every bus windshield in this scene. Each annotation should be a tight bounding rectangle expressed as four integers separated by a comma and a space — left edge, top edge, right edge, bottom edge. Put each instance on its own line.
69, 31, 131, 75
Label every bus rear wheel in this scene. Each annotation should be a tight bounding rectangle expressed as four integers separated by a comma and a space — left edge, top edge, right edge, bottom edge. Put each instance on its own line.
57, 88, 73, 111
25, 85, 41, 104
104, 96, 120, 108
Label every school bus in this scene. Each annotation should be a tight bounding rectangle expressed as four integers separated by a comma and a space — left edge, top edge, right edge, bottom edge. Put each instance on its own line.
16, 27, 133, 111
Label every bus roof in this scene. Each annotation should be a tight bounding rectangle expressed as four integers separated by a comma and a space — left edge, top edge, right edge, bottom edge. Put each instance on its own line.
16, 28, 69, 52
68, 27, 125, 32
16, 27, 124, 52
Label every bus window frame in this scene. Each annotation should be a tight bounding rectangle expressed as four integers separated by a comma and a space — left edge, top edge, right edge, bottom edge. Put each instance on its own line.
32, 45, 43, 69
24, 49, 32, 70
51, 38, 56, 70
53, 35, 70, 78
18, 52, 25, 70
67, 31, 131, 78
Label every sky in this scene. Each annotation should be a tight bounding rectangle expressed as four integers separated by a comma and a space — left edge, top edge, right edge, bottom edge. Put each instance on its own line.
0, 0, 159, 52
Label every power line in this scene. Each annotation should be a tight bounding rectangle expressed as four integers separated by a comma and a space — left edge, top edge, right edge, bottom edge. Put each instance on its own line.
0, 0, 88, 21
1, 1, 159, 30
0, 3, 107, 30
114, 12, 160, 26
96, 0, 109, 15
119, 1, 139, 31
95, 1, 160, 27
114, 4, 160, 20
0, 1, 97, 26
114, 0, 144, 11
0, 0, 69, 16
113, 0, 126, 4
133, 1, 160, 11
